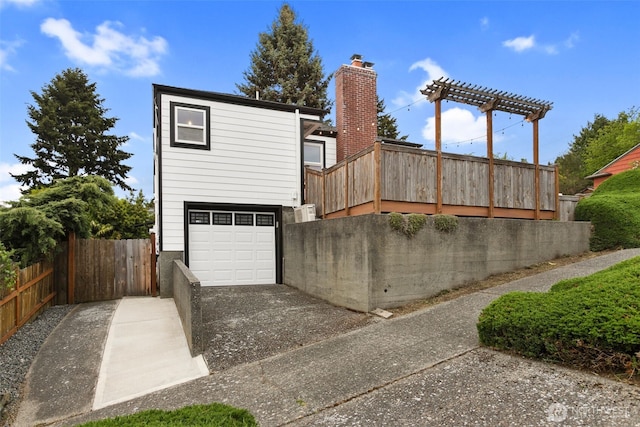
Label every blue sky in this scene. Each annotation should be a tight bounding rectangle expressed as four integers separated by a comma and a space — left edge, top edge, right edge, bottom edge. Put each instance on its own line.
1, 0, 638, 203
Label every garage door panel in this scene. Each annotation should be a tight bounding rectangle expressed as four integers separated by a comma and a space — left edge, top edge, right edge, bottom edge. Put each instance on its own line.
189, 210, 276, 286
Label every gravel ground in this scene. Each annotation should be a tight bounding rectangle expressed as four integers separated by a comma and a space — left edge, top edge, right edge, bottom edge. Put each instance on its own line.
0, 305, 74, 426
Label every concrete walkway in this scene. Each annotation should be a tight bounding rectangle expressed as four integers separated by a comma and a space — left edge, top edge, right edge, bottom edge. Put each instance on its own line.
18, 249, 640, 426
93, 297, 208, 409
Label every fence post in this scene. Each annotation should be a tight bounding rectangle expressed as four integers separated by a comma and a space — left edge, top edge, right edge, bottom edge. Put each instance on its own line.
68, 231, 76, 305
150, 233, 157, 297
373, 142, 381, 214
14, 266, 20, 333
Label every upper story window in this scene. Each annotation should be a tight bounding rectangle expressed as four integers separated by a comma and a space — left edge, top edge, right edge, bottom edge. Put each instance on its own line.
170, 102, 210, 150
304, 141, 324, 170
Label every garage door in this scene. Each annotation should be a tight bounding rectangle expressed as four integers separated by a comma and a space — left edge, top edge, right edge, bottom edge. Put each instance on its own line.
188, 210, 276, 286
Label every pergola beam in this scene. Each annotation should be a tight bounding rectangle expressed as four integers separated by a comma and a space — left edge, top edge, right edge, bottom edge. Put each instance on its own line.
420, 78, 553, 119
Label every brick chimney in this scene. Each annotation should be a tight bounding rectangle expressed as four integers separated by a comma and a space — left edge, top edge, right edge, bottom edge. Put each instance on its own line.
335, 54, 378, 162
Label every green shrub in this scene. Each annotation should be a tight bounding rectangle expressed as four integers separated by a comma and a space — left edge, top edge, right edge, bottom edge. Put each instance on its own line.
78, 403, 257, 426
575, 169, 640, 251
432, 214, 458, 233
0, 242, 16, 290
477, 257, 640, 377
388, 212, 426, 237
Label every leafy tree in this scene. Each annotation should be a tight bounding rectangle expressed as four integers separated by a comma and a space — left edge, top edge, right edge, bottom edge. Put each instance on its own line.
12, 68, 133, 192
0, 176, 117, 265
0, 176, 153, 265
555, 114, 610, 194
377, 97, 408, 141
584, 108, 640, 175
95, 190, 154, 240
236, 3, 332, 111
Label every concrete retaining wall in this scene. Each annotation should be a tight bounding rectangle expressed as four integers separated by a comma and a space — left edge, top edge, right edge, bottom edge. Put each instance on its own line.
158, 251, 183, 298
172, 259, 203, 356
284, 215, 591, 312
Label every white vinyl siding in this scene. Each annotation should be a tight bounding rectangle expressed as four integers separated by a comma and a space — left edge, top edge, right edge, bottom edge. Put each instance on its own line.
159, 94, 320, 251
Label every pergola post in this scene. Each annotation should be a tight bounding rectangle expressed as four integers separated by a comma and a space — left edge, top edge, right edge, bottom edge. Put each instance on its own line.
435, 99, 443, 214
486, 111, 495, 218
533, 119, 540, 220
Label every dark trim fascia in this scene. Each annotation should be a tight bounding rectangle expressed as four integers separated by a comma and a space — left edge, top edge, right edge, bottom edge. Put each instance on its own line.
154, 86, 164, 251
153, 83, 327, 117
183, 202, 284, 284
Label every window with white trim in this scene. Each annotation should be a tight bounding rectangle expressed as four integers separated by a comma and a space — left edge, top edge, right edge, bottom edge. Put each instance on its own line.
304, 141, 324, 170
170, 102, 210, 150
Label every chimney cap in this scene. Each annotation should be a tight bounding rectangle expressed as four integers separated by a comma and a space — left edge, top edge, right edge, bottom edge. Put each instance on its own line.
363, 61, 374, 68
350, 53, 362, 61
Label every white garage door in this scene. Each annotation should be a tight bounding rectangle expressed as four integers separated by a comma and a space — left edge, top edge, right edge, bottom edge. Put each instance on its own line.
188, 210, 276, 286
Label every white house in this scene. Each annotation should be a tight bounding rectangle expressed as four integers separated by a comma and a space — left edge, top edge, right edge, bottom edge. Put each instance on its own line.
153, 84, 336, 287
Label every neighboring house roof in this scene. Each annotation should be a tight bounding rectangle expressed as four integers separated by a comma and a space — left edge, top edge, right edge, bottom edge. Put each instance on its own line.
153, 84, 328, 117
377, 136, 423, 149
585, 143, 640, 180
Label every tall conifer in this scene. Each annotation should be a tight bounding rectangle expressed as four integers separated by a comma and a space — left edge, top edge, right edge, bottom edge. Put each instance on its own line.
236, 3, 331, 111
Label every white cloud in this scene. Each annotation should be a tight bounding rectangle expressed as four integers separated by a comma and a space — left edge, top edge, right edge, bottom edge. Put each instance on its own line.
0, 0, 39, 9
564, 32, 580, 48
480, 17, 489, 30
0, 162, 31, 204
0, 39, 24, 71
421, 107, 494, 145
128, 131, 147, 142
392, 58, 448, 107
40, 18, 168, 77
503, 35, 535, 52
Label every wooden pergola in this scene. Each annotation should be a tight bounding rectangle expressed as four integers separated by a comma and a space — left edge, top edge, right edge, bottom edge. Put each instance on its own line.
420, 78, 553, 219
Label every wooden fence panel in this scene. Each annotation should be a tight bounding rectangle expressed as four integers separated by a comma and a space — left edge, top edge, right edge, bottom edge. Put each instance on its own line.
325, 166, 346, 214
0, 260, 55, 345
304, 170, 324, 216
442, 156, 489, 206
540, 168, 557, 210
494, 163, 535, 209
381, 149, 437, 203
73, 238, 152, 303
350, 151, 375, 207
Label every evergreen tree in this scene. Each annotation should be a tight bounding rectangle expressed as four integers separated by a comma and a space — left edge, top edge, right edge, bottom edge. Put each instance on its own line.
13, 68, 132, 192
377, 97, 408, 140
236, 3, 332, 111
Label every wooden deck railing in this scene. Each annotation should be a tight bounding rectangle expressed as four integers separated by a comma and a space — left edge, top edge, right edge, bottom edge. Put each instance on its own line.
305, 141, 559, 220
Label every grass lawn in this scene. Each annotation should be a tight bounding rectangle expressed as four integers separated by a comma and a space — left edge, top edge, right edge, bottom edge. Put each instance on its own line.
77, 403, 257, 426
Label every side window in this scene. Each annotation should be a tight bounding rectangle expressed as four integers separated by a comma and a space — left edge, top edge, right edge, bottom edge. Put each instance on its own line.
170, 102, 210, 150
304, 141, 324, 170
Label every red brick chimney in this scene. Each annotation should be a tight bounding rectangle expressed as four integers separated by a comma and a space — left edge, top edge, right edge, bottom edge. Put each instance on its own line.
335, 54, 377, 162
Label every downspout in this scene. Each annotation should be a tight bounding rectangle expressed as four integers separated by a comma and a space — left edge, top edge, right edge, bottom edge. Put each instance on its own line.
294, 109, 302, 208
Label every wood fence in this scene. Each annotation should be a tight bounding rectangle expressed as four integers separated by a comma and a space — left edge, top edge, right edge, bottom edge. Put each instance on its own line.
0, 234, 156, 344
55, 233, 157, 304
0, 260, 56, 345
305, 142, 559, 220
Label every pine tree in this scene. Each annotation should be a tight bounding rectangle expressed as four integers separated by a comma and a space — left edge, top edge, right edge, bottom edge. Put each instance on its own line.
377, 97, 408, 141
13, 68, 132, 192
236, 3, 331, 111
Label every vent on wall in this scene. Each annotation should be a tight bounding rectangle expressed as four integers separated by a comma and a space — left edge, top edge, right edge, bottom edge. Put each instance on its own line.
294, 204, 317, 223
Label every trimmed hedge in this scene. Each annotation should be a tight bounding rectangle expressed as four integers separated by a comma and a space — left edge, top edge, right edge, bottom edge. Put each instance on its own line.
477, 257, 640, 376
575, 169, 640, 251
